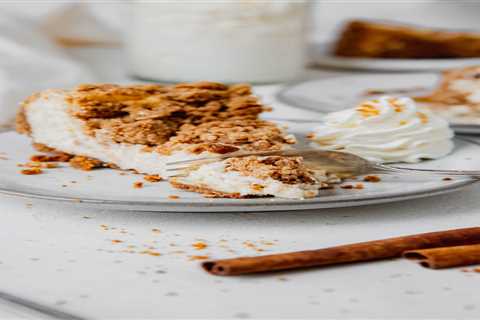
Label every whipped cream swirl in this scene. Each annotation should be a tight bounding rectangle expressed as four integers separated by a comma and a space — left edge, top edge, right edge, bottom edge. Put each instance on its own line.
310, 96, 454, 163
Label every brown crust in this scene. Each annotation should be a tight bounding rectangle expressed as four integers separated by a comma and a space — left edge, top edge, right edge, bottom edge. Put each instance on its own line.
15, 93, 40, 135
334, 20, 480, 59
170, 179, 269, 199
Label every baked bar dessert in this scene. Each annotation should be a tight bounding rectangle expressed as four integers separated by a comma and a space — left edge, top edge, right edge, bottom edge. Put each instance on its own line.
415, 66, 480, 124
171, 156, 339, 199
17, 82, 337, 199
334, 20, 480, 59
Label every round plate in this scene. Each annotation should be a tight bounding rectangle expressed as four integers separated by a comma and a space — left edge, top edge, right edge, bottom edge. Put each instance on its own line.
0, 131, 478, 212
309, 42, 480, 72
278, 74, 480, 135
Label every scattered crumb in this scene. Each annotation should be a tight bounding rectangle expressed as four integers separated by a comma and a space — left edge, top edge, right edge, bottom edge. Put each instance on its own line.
69, 156, 103, 171
133, 182, 144, 189
152, 228, 161, 233
144, 174, 163, 182
363, 175, 381, 182
354, 183, 364, 189
168, 195, 180, 200
18, 162, 58, 169
111, 240, 123, 244
474, 268, 480, 273
140, 250, 161, 257
192, 242, 208, 250
340, 184, 354, 189
277, 276, 289, 282
82, 216, 92, 219
119, 172, 127, 176
31, 153, 72, 162
62, 184, 67, 187
461, 268, 471, 273
189, 255, 209, 261
20, 168, 43, 175
443, 177, 453, 181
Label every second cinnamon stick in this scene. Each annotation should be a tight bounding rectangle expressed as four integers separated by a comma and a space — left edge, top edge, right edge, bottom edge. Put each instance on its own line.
202, 227, 480, 276
403, 244, 480, 269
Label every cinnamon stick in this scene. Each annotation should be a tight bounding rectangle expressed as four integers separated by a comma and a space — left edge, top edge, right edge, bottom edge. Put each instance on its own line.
403, 244, 480, 269
202, 227, 480, 276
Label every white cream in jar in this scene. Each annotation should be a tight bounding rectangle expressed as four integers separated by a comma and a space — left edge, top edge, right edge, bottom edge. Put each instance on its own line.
126, 1, 308, 83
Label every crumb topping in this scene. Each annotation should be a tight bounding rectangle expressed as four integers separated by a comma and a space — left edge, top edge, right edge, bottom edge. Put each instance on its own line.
224, 156, 317, 185
158, 119, 295, 155
67, 82, 269, 149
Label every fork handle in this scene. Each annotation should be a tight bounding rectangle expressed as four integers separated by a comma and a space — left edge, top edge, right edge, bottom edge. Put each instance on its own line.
377, 164, 480, 178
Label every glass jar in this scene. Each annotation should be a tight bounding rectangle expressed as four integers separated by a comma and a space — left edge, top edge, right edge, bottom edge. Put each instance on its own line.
126, 1, 308, 83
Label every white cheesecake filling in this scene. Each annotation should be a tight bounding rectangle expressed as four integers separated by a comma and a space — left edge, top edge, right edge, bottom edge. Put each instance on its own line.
310, 96, 454, 163
175, 161, 322, 199
24, 90, 213, 176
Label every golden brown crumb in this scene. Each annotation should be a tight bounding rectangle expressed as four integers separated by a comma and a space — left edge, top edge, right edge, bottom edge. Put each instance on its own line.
69, 156, 103, 171
192, 242, 208, 250
133, 182, 144, 189
31, 153, 72, 162
152, 228, 161, 233
340, 184, 354, 189
144, 174, 163, 182
189, 255, 209, 261
168, 195, 179, 200
363, 175, 381, 182
20, 168, 43, 175
354, 183, 364, 189
474, 268, 480, 273
19, 162, 58, 169
111, 240, 123, 244
140, 250, 161, 256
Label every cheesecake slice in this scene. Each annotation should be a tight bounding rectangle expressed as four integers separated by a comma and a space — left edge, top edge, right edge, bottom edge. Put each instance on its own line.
16, 82, 338, 198
171, 156, 338, 199
415, 66, 480, 124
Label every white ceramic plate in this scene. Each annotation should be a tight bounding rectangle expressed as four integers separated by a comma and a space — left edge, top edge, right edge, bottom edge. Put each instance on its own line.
0, 131, 478, 212
309, 42, 480, 72
278, 73, 480, 135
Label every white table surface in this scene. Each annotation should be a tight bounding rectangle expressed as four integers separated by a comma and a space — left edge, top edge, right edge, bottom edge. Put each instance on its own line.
1, 48, 479, 319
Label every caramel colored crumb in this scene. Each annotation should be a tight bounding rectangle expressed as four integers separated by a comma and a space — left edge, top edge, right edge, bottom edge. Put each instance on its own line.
31, 153, 72, 162
354, 183, 364, 189
19, 162, 58, 169
20, 168, 43, 175
140, 250, 161, 257
111, 240, 123, 244
189, 255, 209, 261
192, 242, 208, 250
152, 228, 161, 233
363, 175, 381, 182
474, 268, 480, 273
69, 156, 103, 171
168, 195, 179, 200
144, 174, 163, 182
133, 182, 144, 189
340, 184, 354, 189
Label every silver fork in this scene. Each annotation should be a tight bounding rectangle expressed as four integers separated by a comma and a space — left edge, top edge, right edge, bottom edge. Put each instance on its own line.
165, 149, 480, 179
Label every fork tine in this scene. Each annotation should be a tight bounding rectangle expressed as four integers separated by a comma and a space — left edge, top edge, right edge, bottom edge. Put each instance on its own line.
165, 166, 193, 172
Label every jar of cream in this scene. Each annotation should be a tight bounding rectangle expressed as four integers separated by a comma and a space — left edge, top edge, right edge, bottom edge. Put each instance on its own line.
126, 1, 308, 83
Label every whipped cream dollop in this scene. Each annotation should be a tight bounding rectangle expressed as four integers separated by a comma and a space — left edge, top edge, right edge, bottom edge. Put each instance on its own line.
310, 96, 454, 163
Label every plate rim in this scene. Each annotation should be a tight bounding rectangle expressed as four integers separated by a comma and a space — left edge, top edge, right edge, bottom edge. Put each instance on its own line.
0, 130, 478, 212
277, 75, 480, 134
